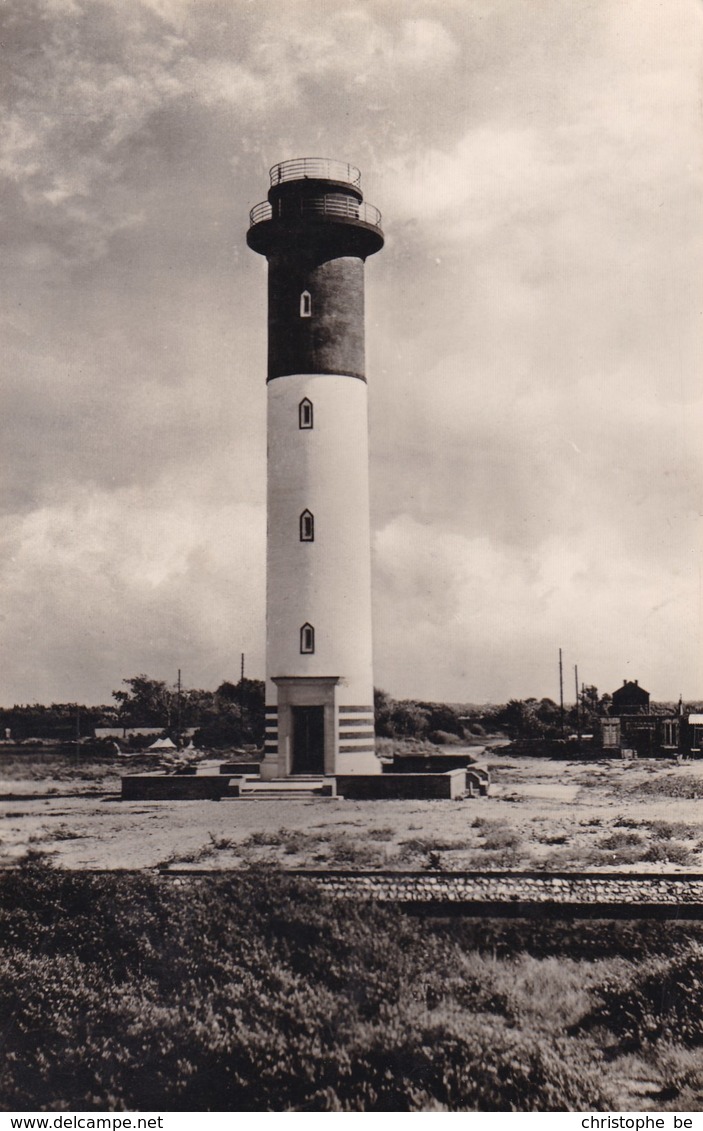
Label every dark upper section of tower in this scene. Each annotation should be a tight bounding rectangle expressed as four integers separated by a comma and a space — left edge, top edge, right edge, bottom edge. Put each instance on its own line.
247, 159, 383, 383
247, 158, 384, 261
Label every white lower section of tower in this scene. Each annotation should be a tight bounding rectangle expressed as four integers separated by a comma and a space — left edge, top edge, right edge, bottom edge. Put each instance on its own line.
262, 373, 378, 778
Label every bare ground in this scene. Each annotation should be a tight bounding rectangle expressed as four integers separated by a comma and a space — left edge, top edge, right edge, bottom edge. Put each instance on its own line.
4, 749, 703, 872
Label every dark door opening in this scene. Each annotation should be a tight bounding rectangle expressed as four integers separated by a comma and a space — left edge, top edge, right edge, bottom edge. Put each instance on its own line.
291, 706, 325, 774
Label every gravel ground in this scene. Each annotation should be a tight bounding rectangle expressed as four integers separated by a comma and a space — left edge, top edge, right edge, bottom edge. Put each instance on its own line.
3, 751, 703, 871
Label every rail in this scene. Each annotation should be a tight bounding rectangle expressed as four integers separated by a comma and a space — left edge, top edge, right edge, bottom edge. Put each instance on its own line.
303, 197, 381, 226
270, 158, 361, 187
249, 201, 272, 225
249, 197, 381, 229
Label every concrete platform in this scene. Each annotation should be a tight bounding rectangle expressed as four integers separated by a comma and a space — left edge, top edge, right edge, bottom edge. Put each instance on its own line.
383, 755, 490, 797
121, 773, 238, 801
121, 767, 471, 801
120, 772, 332, 801
218, 762, 262, 775
384, 752, 480, 773
335, 769, 466, 800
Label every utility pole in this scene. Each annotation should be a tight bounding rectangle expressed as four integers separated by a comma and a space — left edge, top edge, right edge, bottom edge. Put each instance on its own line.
176, 668, 182, 750
559, 648, 564, 736
241, 652, 245, 683
575, 665, 581, 748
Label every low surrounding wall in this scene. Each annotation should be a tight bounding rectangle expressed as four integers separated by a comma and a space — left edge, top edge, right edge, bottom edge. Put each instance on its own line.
121, 774, 237, 801
122, 770, 468, 801
335, 769, 466, 800
385, 754, 478, 773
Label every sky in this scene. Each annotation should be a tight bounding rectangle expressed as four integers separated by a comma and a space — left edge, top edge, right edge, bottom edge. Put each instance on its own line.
1, 0, 702, 706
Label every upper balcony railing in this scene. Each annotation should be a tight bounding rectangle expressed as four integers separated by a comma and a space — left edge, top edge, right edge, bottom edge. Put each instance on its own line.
269, 158, 362, 188
249, 196, 382, 229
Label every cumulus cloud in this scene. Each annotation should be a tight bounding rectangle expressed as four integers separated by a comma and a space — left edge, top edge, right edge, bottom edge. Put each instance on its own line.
373, 515, 702, 702
0, 480, 265, 703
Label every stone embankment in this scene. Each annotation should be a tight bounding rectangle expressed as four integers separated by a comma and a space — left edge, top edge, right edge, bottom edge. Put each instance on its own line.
145, 868, 703, 917
285, 870, 703, 917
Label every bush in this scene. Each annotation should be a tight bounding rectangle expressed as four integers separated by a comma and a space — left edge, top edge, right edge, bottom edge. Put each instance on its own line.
647, 820, 700, 841
0, 866, 612, 1112
399, 836, 465, 854
321, 1020, 610, 1111
597, 831, 642, 850
434, 918, 703, 961
629, 777, 703, 801
480, 827, 521, 852
581, 945, 703, 1049
428, 730, 463, 746
657, 1045, 703, 1104
641, 842, 693, 865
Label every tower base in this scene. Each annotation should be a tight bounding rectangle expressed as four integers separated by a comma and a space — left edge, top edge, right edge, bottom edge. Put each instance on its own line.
262, 676, 379, 778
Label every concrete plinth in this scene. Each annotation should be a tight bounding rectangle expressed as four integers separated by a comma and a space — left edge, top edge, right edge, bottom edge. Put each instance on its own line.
218, 762, 262, 775
121, 774, 239, 801
335, 769, 466, 800
384, 753, 478, 773
121, 766, 474, 801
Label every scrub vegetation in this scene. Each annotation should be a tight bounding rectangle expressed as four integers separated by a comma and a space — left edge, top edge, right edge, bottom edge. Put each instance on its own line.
2, 866, 703, 1112
7, 752, 703, 873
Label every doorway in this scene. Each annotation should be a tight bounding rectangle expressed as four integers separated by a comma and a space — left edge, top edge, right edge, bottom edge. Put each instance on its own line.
291, 706, 325, 774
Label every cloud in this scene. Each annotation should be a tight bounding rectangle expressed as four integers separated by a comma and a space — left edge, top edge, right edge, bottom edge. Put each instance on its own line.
373, 515, 702, 702
0, 480, 265, 703
0, 0, 701, 704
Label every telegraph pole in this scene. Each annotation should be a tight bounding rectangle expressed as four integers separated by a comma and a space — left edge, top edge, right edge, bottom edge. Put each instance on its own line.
575, 665, 581, 748
559, 648, 564, 736
176, 668, 182, 749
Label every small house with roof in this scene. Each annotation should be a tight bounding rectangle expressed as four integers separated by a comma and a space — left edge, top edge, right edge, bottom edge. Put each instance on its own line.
611, 680, 650, 715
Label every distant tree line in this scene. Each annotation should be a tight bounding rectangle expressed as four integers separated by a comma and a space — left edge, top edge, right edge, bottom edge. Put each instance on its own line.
374, 689, 481, 743
112, 673, 265, 748
0, 674, 266, 750
0, 702, 113, 743
3, 678, 695, 749
374, 686, 619, 743
483, 688, 613, 740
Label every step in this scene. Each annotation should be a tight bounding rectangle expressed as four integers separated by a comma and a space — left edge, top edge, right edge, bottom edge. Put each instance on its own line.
236, 790, 326, 799
235, 778, 334, 799
241, 778, 326, 790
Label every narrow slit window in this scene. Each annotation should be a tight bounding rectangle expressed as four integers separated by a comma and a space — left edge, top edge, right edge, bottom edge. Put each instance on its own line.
300, 290, 312, 318
298, 398, 313, 429
300, 509, 314, 542
300, 623, 315, 654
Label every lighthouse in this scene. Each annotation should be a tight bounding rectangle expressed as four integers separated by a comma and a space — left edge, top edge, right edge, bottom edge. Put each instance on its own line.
247, 158, 383, 779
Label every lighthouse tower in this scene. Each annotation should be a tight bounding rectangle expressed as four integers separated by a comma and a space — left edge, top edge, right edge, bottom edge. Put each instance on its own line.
247, 158, 383, 779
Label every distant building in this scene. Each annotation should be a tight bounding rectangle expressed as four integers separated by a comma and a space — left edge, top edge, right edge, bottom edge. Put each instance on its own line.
95, 726, 163, 739
685, 714, 703, 754
610, 680, 650, 715
95, 726, 196, 740
601, 680, 696, 756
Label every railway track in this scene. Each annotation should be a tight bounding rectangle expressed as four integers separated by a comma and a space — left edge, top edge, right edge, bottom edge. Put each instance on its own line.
40, 867, 703, 918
